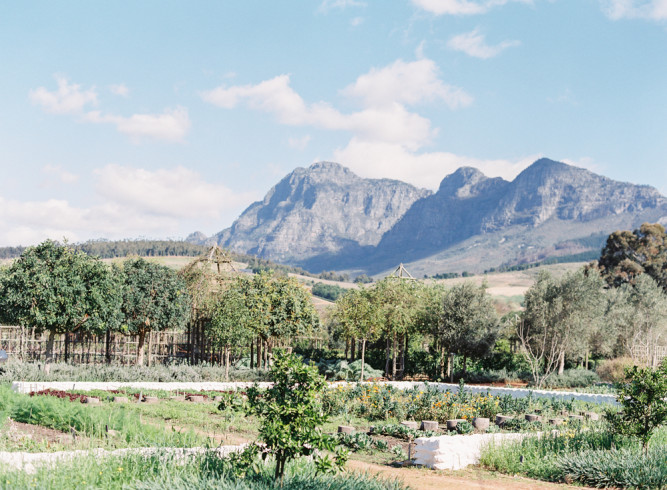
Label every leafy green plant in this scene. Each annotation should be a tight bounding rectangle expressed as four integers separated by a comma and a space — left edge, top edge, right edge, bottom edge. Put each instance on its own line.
336, 432, 388, 452
455, 420, 473, 434
245, 352, 345, 483
608, 360, 667, 450
558, 446, 667, 488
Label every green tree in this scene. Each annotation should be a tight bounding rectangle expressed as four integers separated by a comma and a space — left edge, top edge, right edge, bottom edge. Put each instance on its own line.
0, 240, 120, 361
518, 269, 605, 386
210, 284, 255, 379
373, 277, 423, 379
438, 282, 499, 379
604, 274, 667, 365
227, 272, 319, 369
118, 257, 191, 365
245, 352, 346, 483
608, 360, 667, 451
597, 223, 667, 290
330, 287, 381, 381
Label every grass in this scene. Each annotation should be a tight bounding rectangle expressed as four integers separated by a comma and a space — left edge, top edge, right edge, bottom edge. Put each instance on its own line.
0, 451, 406, 489
0, 385, 206, 450
480, 425, 667, 487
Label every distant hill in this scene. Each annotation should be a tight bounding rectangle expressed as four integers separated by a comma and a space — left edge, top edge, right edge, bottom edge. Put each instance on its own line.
200, 158, 667, 276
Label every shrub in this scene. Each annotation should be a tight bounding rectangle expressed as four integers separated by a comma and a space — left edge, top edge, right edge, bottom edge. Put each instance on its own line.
323, 360, 383, 381
542, 369, 600, 389
596, 357, 636, 383
608, 360, 667, 449
245, 353, 346, 483
558, 446, 667, 488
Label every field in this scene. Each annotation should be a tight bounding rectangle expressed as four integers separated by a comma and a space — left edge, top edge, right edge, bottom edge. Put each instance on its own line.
1, 371, 654, 489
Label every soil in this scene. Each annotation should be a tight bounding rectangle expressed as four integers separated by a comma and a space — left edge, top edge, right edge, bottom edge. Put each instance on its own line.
1, 419, 80, 447
346, 460, 585, 490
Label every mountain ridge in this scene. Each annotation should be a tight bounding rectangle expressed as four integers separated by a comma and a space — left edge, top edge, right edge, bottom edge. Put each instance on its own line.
194, 158, 667, 275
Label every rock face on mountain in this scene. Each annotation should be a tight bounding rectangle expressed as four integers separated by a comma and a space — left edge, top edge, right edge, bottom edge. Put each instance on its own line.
205, 158, 667, 274
377, 158, 666, 263
212, 162, 431, 264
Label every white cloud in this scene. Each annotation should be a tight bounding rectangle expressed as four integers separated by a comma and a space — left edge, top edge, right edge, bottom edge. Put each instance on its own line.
84, 107, 191, 143
350, 16, 364, 26
110, 83, 129, 97
288, 135, 311, 150
30, 76, 190, 143
319, 0, 366, 13
201, 59, 470, 150
447, 29, 520, 58
95, 164, 254, 219
333, 138, 538, 189
29, 76, 97, 114
600, 0, 667, 20
0, 165, 259, 247
341, 58, 472, 108
412, 0, 532, 15
41, 164, 79, 186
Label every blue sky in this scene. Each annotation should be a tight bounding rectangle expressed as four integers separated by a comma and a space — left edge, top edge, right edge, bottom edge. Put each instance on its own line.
1, 0, 666, 246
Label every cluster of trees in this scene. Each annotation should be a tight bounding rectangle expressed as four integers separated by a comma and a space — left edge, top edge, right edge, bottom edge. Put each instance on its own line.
0, 241, 321, 373
329, 278, 500, 381
311, 282, 347, 301
0, 241, 190, 364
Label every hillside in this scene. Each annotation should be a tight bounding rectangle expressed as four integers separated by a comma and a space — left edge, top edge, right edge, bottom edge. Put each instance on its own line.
203, 158, 667, 276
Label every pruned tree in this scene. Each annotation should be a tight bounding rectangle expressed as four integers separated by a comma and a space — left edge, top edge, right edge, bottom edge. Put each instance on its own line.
329, 287, 381, 381
0, 240, 120, 362
118, 257, 191, 365
518, 269, 605, 386
438, 281, 499, 380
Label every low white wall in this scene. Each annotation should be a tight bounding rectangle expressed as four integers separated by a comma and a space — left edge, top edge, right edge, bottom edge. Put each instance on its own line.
0, 446, 245, 474
414, 432, 531, 470
11, 381, 272, 394
11, 380, 617, 405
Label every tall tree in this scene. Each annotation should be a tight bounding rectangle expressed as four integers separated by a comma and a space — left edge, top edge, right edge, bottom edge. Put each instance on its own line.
0, 240, 120, 361
118, 258, 191, 365
605, 274, 667, 366
438, 281, 499, 378
519, 269, 604, 386
330, 287, 381, 381
373, 277, 423, 379
597, 223, 667, 290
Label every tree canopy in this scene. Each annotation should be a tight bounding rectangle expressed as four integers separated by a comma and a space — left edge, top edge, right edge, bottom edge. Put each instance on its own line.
0, 240, 121, 360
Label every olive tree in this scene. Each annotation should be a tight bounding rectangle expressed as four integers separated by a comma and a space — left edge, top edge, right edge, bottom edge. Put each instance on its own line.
518, 269, 604, 386
438, 281, 499, 380
0, 240, 120, 361
117, 258, 191, 365
329, 287, 381, 381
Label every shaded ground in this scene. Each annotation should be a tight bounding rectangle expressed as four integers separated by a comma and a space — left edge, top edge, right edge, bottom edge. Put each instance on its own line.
346, 460, 585, 490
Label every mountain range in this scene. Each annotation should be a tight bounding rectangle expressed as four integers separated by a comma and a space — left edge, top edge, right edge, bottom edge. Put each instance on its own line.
190, 159, 667, 277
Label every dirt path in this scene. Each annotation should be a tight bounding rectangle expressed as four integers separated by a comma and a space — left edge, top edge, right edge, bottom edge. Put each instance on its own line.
346, 459, 582, 490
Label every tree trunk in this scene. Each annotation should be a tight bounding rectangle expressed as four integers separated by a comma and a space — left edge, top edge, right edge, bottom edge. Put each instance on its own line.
558, 351, 565, 375
360, 339, 366, 381
345, 338, 349, 362
449, 352, 454, 383
404, 333, 409, 376
585, 351, 589, 370
257, 337, 262, 369
250, 340, 254, 369
462, 354, 467, 375
351, 337, 356, 362
439, 345, 445, 379
105, 329, 111, 364
385, 337, 391, 377
46, 330, 56, 363
137, 330, 146, 366
147, 332, 152, 367
391, 334, 397, 380
64, 333, 70, 363
398, 334, 405, 379
224, 345, 230, 380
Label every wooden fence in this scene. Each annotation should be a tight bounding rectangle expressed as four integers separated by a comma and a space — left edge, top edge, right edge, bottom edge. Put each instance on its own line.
0, 326, 194, 365
630, 344, 667, 368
